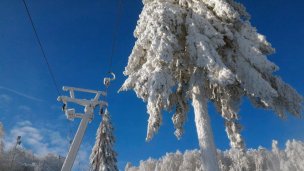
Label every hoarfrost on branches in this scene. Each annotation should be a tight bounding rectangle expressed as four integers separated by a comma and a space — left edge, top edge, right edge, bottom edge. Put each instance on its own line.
0, 145, 64, 171
0, 122, 65, 171
125, 140, 304, 171
90, 109, 118, 171
120, 0, 302, 170
120, 0, 302, 149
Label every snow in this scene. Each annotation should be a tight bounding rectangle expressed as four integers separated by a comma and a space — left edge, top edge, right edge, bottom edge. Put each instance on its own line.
90, 109, 118, 171
192, 83, 220, 171
120, 0, 302, 149
120, 0, 302, 170
0, 147, 64, 171
125, 140, 304, 171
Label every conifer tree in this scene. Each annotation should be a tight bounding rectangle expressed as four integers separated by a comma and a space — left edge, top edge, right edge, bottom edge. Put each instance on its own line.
90, 109, 118, 171
120, 0, 302, 170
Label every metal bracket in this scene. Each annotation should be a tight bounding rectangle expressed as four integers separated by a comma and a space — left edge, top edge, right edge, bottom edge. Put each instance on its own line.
103, 72, 116, 87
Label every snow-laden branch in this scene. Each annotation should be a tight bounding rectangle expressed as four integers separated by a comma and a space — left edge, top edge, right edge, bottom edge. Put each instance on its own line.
120, 0, 302, 152
90, 110, 118, 171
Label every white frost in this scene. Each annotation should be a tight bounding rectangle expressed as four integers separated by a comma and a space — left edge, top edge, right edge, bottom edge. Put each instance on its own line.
120, 0, 302, 170
90, 109, 118, 171
125, 140, 304, 171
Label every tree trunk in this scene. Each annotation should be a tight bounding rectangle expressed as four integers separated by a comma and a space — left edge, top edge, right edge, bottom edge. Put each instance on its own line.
192, 86, 220, 171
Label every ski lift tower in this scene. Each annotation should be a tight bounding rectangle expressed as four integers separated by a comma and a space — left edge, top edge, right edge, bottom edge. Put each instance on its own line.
58, 73, 115, 171
58, 86, 107, 171
58, 73, 116, 171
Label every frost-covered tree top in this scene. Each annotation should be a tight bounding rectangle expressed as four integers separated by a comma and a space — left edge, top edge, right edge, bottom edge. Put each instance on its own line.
90, 109, 118, 171
120, 0, 302, 149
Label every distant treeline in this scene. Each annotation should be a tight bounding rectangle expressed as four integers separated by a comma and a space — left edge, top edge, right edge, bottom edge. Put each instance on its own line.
0, 122, 64, 171
126, 140, 304, 171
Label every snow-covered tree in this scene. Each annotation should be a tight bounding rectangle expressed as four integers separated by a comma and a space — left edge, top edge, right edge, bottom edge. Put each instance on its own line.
90, 109, 118, 171
120, 0, 302, 170
0, 122, 64, 171
125, 140, 304, 171
38, 153, 65, 171
0, 144, 64, 171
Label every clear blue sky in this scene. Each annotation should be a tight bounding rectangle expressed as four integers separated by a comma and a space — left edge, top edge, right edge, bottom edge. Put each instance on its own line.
0, 0, 303, 170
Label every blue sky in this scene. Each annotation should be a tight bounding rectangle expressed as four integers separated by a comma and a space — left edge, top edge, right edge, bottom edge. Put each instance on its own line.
0, 0, 303, 170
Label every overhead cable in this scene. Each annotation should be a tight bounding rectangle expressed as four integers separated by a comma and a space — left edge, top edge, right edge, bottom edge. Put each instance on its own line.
22, 0, 61, 96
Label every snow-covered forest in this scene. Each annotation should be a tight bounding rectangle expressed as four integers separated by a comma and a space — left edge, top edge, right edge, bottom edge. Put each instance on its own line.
0, 148, 64, 171
125, 140, 304, 171
0, 122, 64, 171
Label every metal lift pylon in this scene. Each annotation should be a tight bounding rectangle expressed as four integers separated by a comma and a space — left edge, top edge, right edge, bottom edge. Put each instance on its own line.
58, 72, 115, 171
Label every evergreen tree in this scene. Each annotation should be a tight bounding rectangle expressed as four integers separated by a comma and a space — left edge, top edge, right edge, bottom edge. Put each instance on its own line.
90, 109, 118, 171
120, 0, 302, 170
125, 140, 304, 171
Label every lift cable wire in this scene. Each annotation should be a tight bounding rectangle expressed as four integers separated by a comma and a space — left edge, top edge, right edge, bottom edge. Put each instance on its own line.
107, 0, 124, 73
22, 0, 73, 146
22, 0, 61, 97
103, 0, 123, 102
